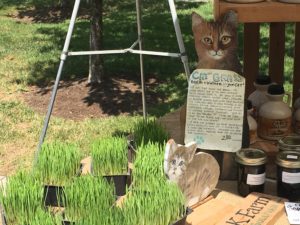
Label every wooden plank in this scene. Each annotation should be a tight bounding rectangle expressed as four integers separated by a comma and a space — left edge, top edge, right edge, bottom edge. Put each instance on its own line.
216, 0, 300, 23
216, 193, 286, 225
293, 22, 300, 104
213, 0, 220, 20
269, 23, 285, 85
244, 23, 260, 97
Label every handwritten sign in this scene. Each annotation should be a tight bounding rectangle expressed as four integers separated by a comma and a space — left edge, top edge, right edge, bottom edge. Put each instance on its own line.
285, 202, 300, 224
185, 69, 245, 152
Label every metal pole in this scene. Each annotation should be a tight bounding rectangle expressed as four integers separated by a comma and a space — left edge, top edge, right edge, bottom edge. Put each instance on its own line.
34, 0, 82, 163
168, 0, 190, 80
136, 0, 147, 119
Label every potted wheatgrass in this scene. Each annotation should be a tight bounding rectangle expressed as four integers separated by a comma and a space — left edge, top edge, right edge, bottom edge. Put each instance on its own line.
91, 136, 129, 196
28, 208, 61, 225
34, 141, 82, 207
122, 179, 188, 225
131, 118, 169, 149
132, 142, 165, 189
63, 175, 115, 223
0, 171, 43, 225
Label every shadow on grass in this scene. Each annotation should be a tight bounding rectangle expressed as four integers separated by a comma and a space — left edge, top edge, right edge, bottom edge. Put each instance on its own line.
22, 0, 198, 116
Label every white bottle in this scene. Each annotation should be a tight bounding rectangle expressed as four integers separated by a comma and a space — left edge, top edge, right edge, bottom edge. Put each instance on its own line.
294, 108, 300, 134
294, 89, 300, 110
247, 100, 257, 144
248, 75, 272, 119
258, 84, 292, 140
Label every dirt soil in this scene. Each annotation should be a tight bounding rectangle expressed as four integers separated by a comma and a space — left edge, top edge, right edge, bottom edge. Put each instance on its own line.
9, 7, 165, 120
22, 75, 164, 120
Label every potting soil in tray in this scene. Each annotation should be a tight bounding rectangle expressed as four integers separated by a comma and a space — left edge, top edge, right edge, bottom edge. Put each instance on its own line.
103, 175, 129, 197
43, 185, 66, 207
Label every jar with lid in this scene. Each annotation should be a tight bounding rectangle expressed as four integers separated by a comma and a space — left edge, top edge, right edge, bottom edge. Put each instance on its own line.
275, 151, 300, 201
235, 148, 267, 197
258, 84, 292, 140
279, 136, 300, 152
248, 75, 272, 119
247, 100, 257, 144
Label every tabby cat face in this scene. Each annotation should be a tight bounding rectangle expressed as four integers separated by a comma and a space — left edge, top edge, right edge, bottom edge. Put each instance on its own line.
192, 11, 238, 62
167, 149, 188, 181
164, 140, 197, 182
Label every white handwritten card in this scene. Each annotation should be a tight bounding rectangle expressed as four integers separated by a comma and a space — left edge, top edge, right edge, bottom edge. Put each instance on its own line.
285, 202, 300, 225
184, 69, 245, 152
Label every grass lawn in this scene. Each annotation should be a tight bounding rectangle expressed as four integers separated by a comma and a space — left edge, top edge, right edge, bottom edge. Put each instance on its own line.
0, 0, 295, 175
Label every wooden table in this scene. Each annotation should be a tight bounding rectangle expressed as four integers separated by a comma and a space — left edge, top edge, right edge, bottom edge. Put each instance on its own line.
214, 0, 300, 102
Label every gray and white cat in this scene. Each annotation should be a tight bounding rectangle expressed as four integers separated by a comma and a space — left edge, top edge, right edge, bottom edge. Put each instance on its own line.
164, 139, 220, 207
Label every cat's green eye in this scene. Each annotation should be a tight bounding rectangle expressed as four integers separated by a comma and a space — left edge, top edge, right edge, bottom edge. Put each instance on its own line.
221, 36, 231, 45
172, 160, 176, 165
202, 37, 212, 45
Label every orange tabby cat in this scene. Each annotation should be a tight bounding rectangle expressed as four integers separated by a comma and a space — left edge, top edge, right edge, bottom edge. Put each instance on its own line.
180, 10, 245, 145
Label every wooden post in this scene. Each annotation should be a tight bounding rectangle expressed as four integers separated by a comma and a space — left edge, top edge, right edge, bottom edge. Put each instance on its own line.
244, 23, 260, 97
293, 22, 300, 104
269, 23, 285, 85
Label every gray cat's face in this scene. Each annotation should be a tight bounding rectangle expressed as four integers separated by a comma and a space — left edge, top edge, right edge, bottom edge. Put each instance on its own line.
167, 155, 187, 181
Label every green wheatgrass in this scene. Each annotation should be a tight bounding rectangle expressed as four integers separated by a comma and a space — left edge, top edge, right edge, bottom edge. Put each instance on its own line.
91, 136, 128, 176
63, 175, 115, 222
122, 180, 186, 225
132, 142, 165, 188
131, 118, 169, 148
29, 208, 61, 225
0, 171, 44, 225
34, 141, 82, 186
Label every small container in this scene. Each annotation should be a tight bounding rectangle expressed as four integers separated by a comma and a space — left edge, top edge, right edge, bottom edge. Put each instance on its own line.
258, 84, 292, 140
247, 100, 257, 144
235, 148, 267, 197
248, 75, 271, 119
294, 89, 300, 110
278, 136, 300, 152
294, 108, 300, 134
275, 151, 300, 201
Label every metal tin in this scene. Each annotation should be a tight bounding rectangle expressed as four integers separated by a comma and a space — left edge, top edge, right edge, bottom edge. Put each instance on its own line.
235, 148, 267, 197
275, 151, 300, 201
278, 136, 300, 152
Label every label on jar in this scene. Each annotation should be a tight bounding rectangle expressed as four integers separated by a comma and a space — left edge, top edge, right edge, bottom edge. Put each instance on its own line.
247, 173, 266, 185
282, 171, 300, 184
258, 117, 292, 139
287, 155, 298, 160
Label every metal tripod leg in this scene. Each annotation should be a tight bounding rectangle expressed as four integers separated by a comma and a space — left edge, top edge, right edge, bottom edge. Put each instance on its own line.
168, 0, 190, 80
34, 0, 82, 163
136, 0, 147, 119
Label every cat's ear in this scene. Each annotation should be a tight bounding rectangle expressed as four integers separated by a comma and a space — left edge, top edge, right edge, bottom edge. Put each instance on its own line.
164, 139, 178, 174
192, 12, 205, 30
185, 141, 197, 163
222, 10, 238, 28
165, 139, 178, 157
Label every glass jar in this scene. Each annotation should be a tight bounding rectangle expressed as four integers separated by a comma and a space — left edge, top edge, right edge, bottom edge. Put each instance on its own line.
278, 136, 300, 152
235, 148, 267, 197
276, 151, 300, 201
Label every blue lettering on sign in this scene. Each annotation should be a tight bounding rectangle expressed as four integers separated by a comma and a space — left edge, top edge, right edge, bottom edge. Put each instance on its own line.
191, 71, 208, 81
